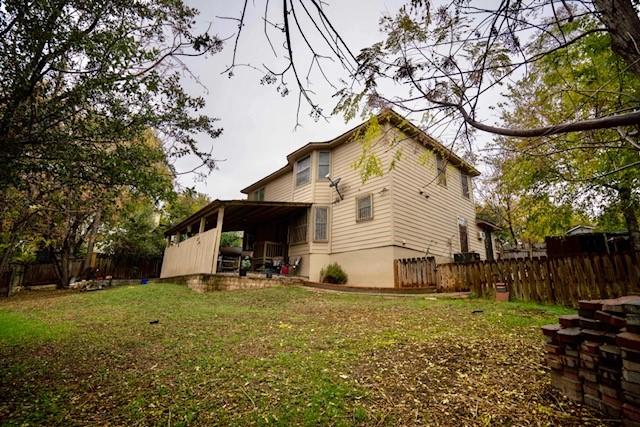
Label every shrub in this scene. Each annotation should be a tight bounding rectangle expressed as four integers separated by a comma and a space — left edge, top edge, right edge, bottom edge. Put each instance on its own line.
319, 263, 348, 284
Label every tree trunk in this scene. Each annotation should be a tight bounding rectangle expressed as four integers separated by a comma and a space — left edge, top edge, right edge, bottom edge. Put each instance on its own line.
619, 187, 640, 251
81, 209, 102, 274
593, 0, 640, 78
0, 245, 14, 297
51, 245, 72, 288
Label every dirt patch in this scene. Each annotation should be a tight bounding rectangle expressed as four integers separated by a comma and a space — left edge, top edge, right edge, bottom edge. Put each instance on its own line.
351, 336, 610, 426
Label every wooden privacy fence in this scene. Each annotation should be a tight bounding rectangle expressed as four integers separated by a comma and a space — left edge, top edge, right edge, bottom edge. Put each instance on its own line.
394, 257, 438, 288
436, 252, 640, 306
15, 256, 162, 287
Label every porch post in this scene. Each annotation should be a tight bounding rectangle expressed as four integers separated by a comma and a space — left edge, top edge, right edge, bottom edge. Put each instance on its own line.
199, 217, 206, 233
212, 207, 225, 274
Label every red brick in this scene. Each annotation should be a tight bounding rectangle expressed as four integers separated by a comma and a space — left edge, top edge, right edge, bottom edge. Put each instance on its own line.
559, 314, 580, 328
600, 383, 622, 399
579, 308, 597, 319
625, 359, 640, 373
625, 369, 640, 384
623, 348, 640, 364
584, 394, 604, 411
582, 329, 606, 343
558, 327, 582, 344
545, 354, 563, 370
541, 324, 561, 337
600, 365, 622, 385
603, 401, 622, 418
625, 301, 640, 315
604, 296, 640, 313
619, 333, 640, 352
580, 316, 607, 331
562, 355, 580, 369
580, 299, 604, 312
583, 380, 599, 396
625, 391, 640, 407
624, 380, 640, 395
596, 310, 627, 329
580, 369, 598, 383
545, 343, 563, 355
581, 340, 601, 354
602, 392, 623, 408
564, 367, 580, 382
624, 403, 640, 422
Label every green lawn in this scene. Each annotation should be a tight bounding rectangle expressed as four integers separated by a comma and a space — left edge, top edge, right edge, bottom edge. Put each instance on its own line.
0, 284, 607, 426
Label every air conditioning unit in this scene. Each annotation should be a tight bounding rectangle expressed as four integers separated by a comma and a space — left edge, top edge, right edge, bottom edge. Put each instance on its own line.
453, 252, 481, 264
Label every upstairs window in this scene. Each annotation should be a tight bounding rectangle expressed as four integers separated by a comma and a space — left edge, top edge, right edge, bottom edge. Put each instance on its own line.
295, 155, 311, 186
314, 207, 328, 241
253, 187, 265, 201
461, 172, 470, 199
436, 154, 447, 186
356, 194, 373, 222
289, 211, 308, 244
317, 151, 330, 180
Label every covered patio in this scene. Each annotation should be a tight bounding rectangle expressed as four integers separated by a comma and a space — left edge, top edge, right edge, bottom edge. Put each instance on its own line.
160, 200, 311, 278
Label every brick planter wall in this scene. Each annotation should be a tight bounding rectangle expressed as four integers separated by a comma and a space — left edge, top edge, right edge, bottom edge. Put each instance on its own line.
154, 274, 305, 293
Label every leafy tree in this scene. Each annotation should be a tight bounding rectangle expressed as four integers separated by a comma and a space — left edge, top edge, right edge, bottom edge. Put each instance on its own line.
220, 232, 242, 248
161, 188, 211, 228
0, 0, 222, 288
0, 0, 223, 188
490, 18, 640, 248
101, 195, 166, 260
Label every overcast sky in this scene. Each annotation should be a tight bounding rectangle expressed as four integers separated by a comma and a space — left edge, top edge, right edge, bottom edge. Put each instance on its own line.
175, 1, 495, 199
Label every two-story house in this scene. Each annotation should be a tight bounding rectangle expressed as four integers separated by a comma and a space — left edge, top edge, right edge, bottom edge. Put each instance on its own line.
160, 109, 491, 287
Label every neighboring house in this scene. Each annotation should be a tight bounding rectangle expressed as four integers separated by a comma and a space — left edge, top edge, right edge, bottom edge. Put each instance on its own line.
566, 225, 595, 236
161, 109, 490, 287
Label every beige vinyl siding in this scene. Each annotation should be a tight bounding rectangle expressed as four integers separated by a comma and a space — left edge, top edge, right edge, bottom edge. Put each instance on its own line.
330, 125, 394, 253
160, 228, 217, 277
390, 131, 485, 261
263, 172, 293, 202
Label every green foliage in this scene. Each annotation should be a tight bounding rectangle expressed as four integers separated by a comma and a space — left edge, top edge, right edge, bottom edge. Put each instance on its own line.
220, 232, 242, 248
102, 196, 166, 259
0, 0, 223, 189
488, 16, 640, 243
162, 188, 210, 228
319, 263, 348, 284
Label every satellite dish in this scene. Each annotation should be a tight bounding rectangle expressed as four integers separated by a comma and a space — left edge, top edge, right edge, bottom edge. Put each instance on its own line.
327, 175, 343, 200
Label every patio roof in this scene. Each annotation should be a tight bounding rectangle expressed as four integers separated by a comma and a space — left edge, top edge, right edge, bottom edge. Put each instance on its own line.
164, 200, 311, 236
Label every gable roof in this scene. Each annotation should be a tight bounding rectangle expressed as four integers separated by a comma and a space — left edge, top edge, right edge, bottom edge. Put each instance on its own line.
241, 108, 480, 194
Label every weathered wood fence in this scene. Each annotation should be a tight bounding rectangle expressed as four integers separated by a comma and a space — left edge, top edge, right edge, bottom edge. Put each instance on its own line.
4, 256, 162, 288
394, 257, 438, 288
395, 252, 640, 306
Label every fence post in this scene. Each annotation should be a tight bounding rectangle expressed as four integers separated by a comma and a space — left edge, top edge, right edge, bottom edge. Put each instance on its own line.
393, 259, 399, 288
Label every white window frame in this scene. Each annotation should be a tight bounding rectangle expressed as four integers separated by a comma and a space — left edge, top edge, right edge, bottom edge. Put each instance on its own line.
314, 206, 329, 241
295, 155, 311, 187
317, 151, 331, 180
355, 193, 373, 222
